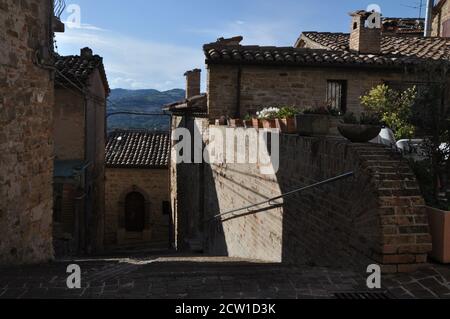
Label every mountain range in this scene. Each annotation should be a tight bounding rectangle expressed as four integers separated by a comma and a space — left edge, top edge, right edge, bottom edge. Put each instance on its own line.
107, 88, 185, 132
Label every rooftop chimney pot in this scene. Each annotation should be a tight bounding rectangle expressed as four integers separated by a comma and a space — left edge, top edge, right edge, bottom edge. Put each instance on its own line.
349, 10, 381, 55
80, 47, 93, 58
185, 69, 201, 99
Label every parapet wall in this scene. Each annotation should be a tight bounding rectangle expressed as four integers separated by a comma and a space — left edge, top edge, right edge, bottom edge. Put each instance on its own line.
204, 130, 432, 273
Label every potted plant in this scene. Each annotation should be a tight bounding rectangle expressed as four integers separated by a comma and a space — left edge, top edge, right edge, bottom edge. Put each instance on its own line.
228, 118, 244, 128
257, 107, 279, 129
296, 106, 331, 136
251, 117, 262, 129
243, 114, 253, 129
215, 116, 227, 126
338, 112, 382, 143
276, 107, 300, 134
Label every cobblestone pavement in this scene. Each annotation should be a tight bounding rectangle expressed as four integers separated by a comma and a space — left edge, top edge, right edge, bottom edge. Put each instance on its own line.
0, 252, 449, 299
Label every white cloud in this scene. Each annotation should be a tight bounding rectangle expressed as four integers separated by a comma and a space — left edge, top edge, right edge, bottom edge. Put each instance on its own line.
188, 19, 296, 46
63, 22, 107, 32
55, 28, 205, 91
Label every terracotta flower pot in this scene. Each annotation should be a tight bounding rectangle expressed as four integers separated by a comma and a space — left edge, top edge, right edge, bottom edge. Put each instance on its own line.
427, 206, 450, 264
244, 120, 253, 129
296, 114, 330, 136
276, 118, 297, 134
252, 118, 262, 129
337, 124, 381, 143
262, 119, 277, 129
215, 117, 227, 126
228, 119, 244, 128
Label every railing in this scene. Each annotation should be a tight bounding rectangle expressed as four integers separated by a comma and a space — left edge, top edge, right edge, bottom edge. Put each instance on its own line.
206, 171, 354, 223
54, 0, 66, 19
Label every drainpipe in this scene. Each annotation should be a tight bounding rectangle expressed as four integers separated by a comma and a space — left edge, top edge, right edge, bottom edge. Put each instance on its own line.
425, 0, 435, 37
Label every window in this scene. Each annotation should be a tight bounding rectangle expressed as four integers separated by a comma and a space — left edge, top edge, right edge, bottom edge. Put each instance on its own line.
327, 80, 347, 113
125, 192, 146, 232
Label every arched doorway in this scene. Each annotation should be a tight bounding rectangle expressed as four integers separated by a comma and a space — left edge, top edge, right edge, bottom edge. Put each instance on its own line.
125, 192, 146, 232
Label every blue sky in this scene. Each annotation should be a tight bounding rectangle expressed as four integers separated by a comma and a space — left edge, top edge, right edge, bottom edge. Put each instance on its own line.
55, 0, 425, 91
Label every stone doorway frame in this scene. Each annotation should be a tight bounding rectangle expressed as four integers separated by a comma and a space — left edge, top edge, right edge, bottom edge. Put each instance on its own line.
117, 185, 152, 245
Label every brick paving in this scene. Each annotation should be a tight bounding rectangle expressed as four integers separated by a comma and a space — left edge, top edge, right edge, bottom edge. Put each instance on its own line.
0, 252, 449, 299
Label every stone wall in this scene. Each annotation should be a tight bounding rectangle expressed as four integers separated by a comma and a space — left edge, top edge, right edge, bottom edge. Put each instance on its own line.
203, 127, 432, 273
53, 89, 85, 160
432, 0, 450, 37
207, 64, 419, 120
105, 168, 170, 247
0, 0, 55, 265
54, 69, 107, 253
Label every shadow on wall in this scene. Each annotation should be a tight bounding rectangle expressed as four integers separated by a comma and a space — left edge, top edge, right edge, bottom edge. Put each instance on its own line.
202, 129, 431, 273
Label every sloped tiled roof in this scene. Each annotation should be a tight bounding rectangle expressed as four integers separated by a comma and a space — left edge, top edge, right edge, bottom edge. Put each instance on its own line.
382, 18, 424, 35
55, 49, 110, 94
203, 43, 433, 68
106, 131, 170, 169
163, 94, 207, 113
299, 32, 450, 60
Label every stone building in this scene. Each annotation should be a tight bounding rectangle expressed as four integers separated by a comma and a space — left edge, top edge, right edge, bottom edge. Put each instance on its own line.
53, 48, 110, 255
432, 0, 450, 36
204, 11, 450, 120
381, 18, 424, 36
0, 0, 63, 265
165, 9, 442, 272
104, 131, 170, 249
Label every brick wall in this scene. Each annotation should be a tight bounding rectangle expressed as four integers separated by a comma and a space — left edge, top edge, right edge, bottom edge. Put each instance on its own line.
203, 127, 432, 273
105, 168, 170, 247
207, 64, 416, 120
0, 0, 54, 265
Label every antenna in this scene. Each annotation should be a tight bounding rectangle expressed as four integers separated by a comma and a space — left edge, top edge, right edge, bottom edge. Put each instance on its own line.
401, 0, 426, 18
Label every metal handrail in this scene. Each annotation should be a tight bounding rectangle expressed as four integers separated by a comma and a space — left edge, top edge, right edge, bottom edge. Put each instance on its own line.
207, 171, 354, 222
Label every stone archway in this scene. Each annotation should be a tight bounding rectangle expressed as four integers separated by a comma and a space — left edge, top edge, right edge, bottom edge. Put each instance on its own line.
117, 185, 153, 245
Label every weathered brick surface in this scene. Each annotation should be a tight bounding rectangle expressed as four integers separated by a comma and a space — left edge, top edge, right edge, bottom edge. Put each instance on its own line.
207, 65, 420, 119
105, 168, 169, 247
0, 0, 54, 265
203, 129, 432, 273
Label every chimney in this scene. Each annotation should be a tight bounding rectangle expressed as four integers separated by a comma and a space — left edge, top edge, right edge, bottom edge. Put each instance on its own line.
80, 47, 93, 59
424, 0, 434, 37
184, 69, 201, 99
216, 36, 243, 46
349, 10, 381, 55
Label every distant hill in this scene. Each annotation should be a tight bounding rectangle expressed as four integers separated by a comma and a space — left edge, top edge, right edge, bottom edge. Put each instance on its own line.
107, 88, 185, 132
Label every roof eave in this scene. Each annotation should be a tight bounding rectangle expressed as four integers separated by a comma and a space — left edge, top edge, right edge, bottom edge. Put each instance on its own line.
205, 58, 416, 71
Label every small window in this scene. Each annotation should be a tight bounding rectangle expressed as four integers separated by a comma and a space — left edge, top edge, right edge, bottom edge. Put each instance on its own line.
327, 80, 347, 113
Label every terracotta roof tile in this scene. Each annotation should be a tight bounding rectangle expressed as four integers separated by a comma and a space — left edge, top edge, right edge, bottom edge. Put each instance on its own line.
300, 32, 450, 60
54, 52, 110, 93
106, 131, 170, 169
204, 44, 428, 68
